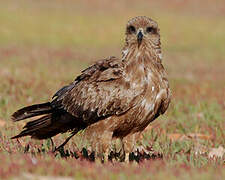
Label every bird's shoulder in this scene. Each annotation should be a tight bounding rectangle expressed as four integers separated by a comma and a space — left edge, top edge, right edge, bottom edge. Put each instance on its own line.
76, 56, 124, 82
52, 56, 124, 101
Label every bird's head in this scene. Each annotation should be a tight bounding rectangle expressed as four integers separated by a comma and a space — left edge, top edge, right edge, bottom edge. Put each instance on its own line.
124, 16, 161, 59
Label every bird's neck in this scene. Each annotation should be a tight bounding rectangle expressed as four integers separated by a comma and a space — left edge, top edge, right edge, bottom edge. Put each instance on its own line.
122, 43, 162, 65
121, 44, 165, 95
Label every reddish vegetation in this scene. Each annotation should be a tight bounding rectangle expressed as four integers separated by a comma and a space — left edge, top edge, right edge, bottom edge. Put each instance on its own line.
0, 0, 225, 179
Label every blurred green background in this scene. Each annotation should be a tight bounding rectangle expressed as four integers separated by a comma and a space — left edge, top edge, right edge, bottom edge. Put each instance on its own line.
0, 0, 224, 179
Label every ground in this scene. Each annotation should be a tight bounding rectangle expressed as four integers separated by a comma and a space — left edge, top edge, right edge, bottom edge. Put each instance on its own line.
0, 0, 224, 179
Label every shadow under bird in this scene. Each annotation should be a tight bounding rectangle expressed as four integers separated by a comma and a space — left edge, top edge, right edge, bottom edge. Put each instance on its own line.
11, 16, 171, 162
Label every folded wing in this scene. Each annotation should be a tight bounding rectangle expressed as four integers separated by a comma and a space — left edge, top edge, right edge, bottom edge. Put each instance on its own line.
51, 56, 139, 125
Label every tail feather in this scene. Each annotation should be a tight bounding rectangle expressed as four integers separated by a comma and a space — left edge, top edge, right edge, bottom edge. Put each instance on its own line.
23, 116, 48, 129
24, 115, 51, 131
11, 102, 83, 140
11, 102, 52, 122
11, 115, 51, 139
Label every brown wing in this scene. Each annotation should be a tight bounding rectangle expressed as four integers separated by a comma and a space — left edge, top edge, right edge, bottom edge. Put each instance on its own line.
51, 56, 138, 125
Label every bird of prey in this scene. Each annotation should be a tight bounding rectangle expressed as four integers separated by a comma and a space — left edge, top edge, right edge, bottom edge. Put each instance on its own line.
11, 16, 171, 162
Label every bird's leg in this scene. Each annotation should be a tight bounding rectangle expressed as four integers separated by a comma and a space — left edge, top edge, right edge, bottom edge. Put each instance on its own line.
110, 138, 124, 162
103, 148, 109, 163
122, 136, 133, 163
54, 132, 76, 152
94, 142, 105, 163
125, 153, 130, 163
88, 131, 113, 163
122, 132, 142, 163
97, 135, 113, 163
129, 132, 154, 162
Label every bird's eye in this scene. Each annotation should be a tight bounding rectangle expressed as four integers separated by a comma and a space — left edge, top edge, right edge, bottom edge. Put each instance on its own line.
128, 26, 136, 34
146, 27, 156, 34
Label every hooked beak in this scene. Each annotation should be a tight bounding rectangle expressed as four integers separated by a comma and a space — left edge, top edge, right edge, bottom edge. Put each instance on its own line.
137, 31, 143, 48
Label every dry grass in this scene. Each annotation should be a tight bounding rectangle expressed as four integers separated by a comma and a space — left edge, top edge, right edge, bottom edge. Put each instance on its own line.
0, 0, 224, 179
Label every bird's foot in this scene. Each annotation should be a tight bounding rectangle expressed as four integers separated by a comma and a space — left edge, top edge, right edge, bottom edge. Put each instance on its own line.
109, 138, 125, 162
131, 144, 154, 162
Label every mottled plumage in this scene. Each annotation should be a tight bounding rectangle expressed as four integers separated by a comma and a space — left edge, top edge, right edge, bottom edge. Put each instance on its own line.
11, 16, 171, 161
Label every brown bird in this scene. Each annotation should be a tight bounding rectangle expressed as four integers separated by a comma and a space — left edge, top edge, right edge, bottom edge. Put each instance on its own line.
11, 16, 171, 161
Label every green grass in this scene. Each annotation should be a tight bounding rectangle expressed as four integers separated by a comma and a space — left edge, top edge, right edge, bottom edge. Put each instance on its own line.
0, 0, 224, 179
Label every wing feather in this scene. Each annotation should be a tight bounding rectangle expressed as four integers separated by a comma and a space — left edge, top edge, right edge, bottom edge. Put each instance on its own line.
51, 56, 138, 125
